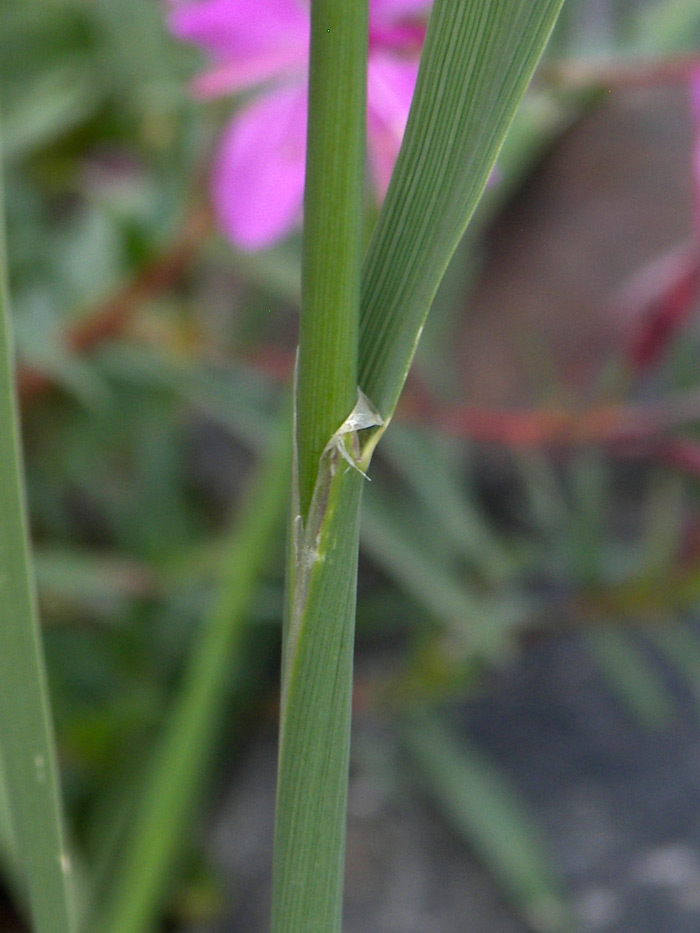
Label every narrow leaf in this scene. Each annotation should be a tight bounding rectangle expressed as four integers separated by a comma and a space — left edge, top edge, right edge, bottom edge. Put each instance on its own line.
405, 714, 572, 933
360, 0, 566, 420
587, 628, 675, 729
0, 133, 76, 932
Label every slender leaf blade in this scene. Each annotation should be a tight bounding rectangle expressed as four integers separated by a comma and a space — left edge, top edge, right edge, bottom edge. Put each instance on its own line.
587, 628, 675, 729
406, 714, 572, 933
360, 0, 566, 419
0, 136, 75, 932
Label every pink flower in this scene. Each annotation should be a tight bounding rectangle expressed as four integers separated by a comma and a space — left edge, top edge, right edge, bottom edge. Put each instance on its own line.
169, 0, 431, 250
691, 67, 700, 237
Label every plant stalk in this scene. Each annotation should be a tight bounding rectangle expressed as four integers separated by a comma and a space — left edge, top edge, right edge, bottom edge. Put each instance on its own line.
295, 0, 367, 521
271, 1, 368, 930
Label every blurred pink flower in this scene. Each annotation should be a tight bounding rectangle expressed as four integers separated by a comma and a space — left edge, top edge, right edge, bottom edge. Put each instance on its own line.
169, 0, 431, 250
621, 68, 700, 372
691, 67, 700, 235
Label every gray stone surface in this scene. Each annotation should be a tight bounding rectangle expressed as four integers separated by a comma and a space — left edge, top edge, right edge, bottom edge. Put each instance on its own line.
188, 632, 700, 932
466, 634, 700, 933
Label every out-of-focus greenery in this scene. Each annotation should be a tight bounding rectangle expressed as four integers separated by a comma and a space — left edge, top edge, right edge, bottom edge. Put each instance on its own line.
2, 0, 700, 929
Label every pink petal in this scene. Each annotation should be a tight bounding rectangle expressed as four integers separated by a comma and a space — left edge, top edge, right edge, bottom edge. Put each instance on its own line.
191, 45, 307, 98
169, 0, 308, 58
370, 0, 432, 22
690, 67, 700, 123
690, 68, 700, 235
367, 52, 419, 198
370, 21, 426, 54
211, 83, 308, 250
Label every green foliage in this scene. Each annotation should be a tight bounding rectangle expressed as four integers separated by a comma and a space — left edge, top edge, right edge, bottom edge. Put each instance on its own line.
360, 0, 566, 420
274, 0, 566, 928
2, 0, 700, 930
406, 715, 572, 933
272, 2, 368, 928
0, 152, 76, 932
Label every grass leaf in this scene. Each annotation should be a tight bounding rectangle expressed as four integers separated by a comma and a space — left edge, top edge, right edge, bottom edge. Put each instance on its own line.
0, 132, 76, 932
587, 628, 675, 729
360, 0, 566, 421
405, 714, 572, 933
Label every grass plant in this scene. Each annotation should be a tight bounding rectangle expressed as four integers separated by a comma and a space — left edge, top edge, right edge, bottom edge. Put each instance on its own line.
7, 1, 700, 931
271, 1, 565, 929
271, 2, 368, 928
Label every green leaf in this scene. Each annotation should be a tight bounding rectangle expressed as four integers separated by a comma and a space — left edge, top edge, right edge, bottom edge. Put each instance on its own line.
587, 628, 675, 729
0, 133, 76, 931
405, 714, 572, 933
379, 426, 515, 581
361, 486, 523, 662
360, 0, 566, 421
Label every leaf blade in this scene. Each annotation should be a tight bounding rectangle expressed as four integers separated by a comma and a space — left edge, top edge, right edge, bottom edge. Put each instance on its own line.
360, 0, 566, 419
0, 132, 76, 933
405, 714, 572, 933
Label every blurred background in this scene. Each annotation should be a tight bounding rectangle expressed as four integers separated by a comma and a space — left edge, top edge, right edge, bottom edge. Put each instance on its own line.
3, 0, 700, 930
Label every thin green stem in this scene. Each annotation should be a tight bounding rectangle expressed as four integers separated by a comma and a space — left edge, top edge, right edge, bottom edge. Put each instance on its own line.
272, 470, 363, 932
271, 2, 368, 930
0, 139, 75, 932
295, 0, 368, 520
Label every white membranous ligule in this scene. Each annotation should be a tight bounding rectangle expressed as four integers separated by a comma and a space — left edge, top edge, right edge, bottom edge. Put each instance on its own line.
323, 387, 385, 478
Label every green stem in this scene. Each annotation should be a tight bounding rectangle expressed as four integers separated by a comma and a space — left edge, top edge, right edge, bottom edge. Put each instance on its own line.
0, 140, 75, 931
271, 471, 363, 933
295, 0, 368, 520
271, 2, 368, 930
